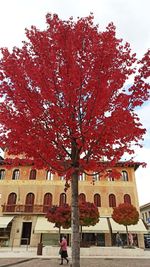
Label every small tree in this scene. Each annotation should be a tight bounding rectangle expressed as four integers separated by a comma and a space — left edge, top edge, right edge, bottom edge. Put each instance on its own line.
112, 203, 139, 246
79, 201, 99, 226
46, 204, 71, 238
46, 201, 99, 243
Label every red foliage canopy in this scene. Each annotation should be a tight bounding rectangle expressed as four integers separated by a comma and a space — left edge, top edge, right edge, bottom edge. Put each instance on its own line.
46, 202, 99, 228
46, 204, 71, 229
79, 202, 99, 226
112, 203, 139, 226
0, 14, 149, 176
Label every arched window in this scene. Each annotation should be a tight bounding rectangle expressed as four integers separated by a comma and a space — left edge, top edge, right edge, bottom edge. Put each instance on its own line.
46, 171, 53, 180
124, 194, 131, 204
122, 171, 128, 181
109, 194, 116, 207
60, 175, 65, 181
6, 192, 17, 212
94, 194, 101, 207
79, 193, 86, 203
12, 169, 20, 180
107, 170, 114, 181
0, 169, 5, 180
29, 169, 36, 180
93, 172, 100, 181
25, 193, 34, 212
43, 193, 53, 213
79, 173, 86, 181
59, 193, 66, 206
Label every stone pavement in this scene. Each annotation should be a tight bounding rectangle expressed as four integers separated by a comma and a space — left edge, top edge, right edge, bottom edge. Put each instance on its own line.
0, 246, 150, 259
0, 247, 150, 267
0, 258, 150, 267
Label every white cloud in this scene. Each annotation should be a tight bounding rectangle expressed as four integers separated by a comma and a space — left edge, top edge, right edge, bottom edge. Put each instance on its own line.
0, 0, 149, 57
134, 103, 150, 205
135, 146, 150, 206
136, 103, 150, 147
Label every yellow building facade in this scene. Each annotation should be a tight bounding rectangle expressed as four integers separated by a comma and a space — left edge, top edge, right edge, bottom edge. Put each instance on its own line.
140, 203, 150, 231
0, 153, 147, 249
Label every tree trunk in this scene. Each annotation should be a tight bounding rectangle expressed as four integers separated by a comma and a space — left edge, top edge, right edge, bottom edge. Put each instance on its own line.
71, 171, 80, 267
126, 225, 129, 246
59, 226, 61, 241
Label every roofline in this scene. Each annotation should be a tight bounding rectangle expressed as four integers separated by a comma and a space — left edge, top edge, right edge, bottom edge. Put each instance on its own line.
116, 161, 141, 171
140, 203, 150, 210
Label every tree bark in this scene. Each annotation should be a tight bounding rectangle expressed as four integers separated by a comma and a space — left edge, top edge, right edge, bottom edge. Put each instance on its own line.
71, 171, 80, 267
59, 226, 61, 241
126, 225, 129, 246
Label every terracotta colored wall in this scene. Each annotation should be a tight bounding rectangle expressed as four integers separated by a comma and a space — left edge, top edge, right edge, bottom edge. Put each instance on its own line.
0, 165, 139, 216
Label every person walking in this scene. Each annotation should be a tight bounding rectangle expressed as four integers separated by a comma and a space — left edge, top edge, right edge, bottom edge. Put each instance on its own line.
128, 232, 134, 246
59, 235, 69, 265
116, 232, 123, 247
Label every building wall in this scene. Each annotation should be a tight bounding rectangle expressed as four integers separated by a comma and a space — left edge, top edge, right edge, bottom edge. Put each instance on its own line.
0, 162, 144, 247
0, 166, 139, 212
140, 203, 150, 231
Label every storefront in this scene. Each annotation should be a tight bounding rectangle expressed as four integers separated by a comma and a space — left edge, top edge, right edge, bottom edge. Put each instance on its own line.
0, 216, 14, 246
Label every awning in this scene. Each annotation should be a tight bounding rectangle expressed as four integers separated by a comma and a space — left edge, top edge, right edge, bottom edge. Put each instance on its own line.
109, 218, 148, 233
34, 217, 110, 234
0, 216, 14, 228
128, 219, 148, 233
34, 217, 58, 234
61, 228, 71, 234
82, 218, 109, 233
34, 217, 71, 234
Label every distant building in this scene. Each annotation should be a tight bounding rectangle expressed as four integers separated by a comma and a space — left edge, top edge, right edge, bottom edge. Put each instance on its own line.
0, 150, 148, 248
140, 203, 150, 231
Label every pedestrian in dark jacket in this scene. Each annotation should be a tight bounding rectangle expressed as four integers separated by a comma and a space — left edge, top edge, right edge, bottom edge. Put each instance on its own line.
116, 232, 123, 246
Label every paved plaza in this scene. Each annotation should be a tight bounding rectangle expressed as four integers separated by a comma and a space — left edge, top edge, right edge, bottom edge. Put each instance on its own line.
0, 258, 150, 267
0, 246, 150, 267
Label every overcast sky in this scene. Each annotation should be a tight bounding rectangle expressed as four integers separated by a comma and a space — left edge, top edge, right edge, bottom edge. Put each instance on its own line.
0, 0, 149, 206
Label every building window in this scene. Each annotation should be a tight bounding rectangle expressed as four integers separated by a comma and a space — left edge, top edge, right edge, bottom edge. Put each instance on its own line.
60, 175, 65, 181
12, 169, 20, 180
59, 193, 66, 206
29, 169, 36, 180
79, 193, 86, 203
43, 193, 52, 213
107, 170, 114, 181
145, 212, 148, 221
108, 177, 114, 181
93, 172, 100, 181
142, 213, 144, 220
124, 194, 131, 204
25, 193, 34, 212
0, 169, 5, 180
79, 173, 86, 181
6, 192, 17, 212
109, 194, 116, 207
122, 171, 128, 181
94, 194, 101, 207
46, 171, 53, 180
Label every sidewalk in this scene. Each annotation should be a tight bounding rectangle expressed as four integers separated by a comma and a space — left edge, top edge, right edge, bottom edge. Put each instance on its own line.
0, 246, 150, 259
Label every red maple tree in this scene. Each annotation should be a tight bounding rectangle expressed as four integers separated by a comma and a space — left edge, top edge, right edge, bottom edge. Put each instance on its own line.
79, 201, 99, 227
46, 202, 99, 236
112, 203, 139, 245
0, 14, 149, 267
46, 204, 71, 231
46, 204, 71, 240
79, 201, 99, 245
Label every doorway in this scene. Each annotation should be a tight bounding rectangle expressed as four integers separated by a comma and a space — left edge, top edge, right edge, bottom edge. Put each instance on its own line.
21, 222, 32, 245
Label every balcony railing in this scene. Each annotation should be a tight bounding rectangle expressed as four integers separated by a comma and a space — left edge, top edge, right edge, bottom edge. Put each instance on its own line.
1, 204, 50, 214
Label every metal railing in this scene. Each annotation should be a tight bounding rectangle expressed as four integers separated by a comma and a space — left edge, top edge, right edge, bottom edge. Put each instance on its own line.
2, 204, 50, 214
